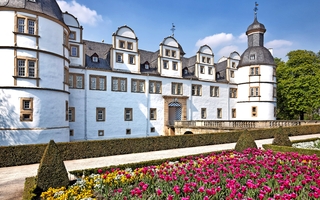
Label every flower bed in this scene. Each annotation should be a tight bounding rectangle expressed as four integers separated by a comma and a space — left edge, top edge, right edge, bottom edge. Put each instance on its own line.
292, 139, 320, 150
41, 148, 320, 199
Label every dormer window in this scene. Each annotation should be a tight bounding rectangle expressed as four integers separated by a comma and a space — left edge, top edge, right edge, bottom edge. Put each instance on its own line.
69, 31, 76, 40
216, 72, 220, 79
92, 56, 98, 62
145, 64, 149, 69
127, 42, 133, 50
165, 49, 170, 56
172, 51, 176, 58
250, 54, 255, 60
232, 62, 236, 68
207, 57, 211, 64
119, 40, 125, 49
28, 0, 36, 2
184, 68, 188, 75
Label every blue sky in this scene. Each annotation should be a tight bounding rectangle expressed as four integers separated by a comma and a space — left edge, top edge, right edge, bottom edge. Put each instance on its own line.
57, 0, 320, 61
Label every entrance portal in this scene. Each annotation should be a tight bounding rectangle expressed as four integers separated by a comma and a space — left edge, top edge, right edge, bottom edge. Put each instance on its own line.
168, 102, 181, 125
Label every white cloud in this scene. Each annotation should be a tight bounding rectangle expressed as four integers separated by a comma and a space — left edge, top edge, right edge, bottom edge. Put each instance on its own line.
196, 33, 234, 48
265, 40, 293, 49
217, 45, 240, 58
238, 33, 247, 43
57, 0, 103, 26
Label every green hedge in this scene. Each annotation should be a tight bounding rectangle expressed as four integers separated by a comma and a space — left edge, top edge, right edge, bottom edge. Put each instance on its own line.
23, 177, 37, 200
2, 124, 320, 167
262, 144, 320, 157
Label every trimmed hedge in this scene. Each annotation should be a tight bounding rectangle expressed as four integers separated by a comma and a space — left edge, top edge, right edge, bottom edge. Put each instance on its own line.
262, 144, 320, 157
1, 124, 320, 167
235, 129, 257, 152
23, 177, 37, 200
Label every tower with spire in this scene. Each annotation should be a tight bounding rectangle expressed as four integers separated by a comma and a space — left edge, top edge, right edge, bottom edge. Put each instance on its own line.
236, 2, 276, 120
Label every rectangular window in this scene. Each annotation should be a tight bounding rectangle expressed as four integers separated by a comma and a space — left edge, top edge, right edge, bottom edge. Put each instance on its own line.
230, 88, 237, 98
126, 129, 131, 135
208, 67, 213, 75
192, 84, 202, 96
201, 108, 207, 119
116, 53, 123, 63
119, 40, 125, 48
64, 67, 69, 85
150, 108, 157, 120
17, 16, 36, 35
20, 97, 34, 121
70, 129, 74, 136
172, 50, 176, 58
124, 108, 133, 121
65, 101, 68, 121
127, 42, 133, 50
129, 55, 135, 65
250, 87, 259, 97
171, 82, 183, 95
98, 130, 104, 136
230, 71, 235, 78
210, 86, 219, 97
69, 31, 76, 40
250, 67, 259, 75
202, 56, 206, 63
68, 107, 75, 122
150, 127, 155, 132
16, 58, 37, 78
273, 87, 277, 97
200, 66, 205, 74
69, 73, 84, 89
252, 106, 258, 117
163, 60, 168, 69
250, 54, 255, 60
131, 79, 145, 93
96, 107, 105, 121
217, 108, 222, 119
207, 57, 211, 64
172, 62, 178, 70
232, 108, 236, 118
112, 77, 127, 92
273, 68, 276, 80
70, 45, 79, 57
149, 80, 162, 94
232, 62, 236, 68
90, 75, 106, 91
165, 49, 170, 56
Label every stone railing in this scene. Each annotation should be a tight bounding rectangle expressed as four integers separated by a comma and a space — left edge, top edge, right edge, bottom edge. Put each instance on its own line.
174, 120, 320, 129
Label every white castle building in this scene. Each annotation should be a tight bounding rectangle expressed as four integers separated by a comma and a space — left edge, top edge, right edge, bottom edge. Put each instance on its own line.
0, 0, 276, 146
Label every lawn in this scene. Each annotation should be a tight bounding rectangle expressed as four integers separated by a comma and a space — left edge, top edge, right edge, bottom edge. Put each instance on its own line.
41, 148, 320, 199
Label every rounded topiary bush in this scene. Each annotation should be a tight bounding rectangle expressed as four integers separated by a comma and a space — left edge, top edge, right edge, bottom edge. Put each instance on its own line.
235, 129, 257, 152
272, 126, 292, 147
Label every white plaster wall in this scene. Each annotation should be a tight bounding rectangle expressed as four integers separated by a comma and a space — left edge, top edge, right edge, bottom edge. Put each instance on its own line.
236, 102, 276, 120
117, 27, 136, 39
38, 17, 64, 55
0, 128, 69, 146
161, 59, 181, 78
38, 53, 65, 90
113, 50, 139, 73
0, 89, 69, 146
198, 64, 215, 81
163, 38, 178, 47
0, 49, 14, 86
0, 11, 15, 46
200, 46, 212, 54
116, 38, 137, 52
69, 27, 81, 43
63, 13, 79, 27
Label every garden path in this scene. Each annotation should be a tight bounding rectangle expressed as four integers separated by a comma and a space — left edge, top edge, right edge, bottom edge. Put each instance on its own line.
0, 134, 320, 200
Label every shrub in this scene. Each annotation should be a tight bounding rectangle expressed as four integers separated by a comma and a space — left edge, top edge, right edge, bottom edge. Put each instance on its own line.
36, 140, 69, 191
23, 177, 37, 200
272, 126, 292, 146
235, 129, 257, 152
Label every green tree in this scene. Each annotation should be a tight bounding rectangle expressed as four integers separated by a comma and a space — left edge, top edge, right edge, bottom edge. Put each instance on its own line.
276, 50, 320, 120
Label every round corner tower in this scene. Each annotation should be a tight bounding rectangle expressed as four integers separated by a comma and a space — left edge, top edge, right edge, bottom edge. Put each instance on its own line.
236, 11, 277, 120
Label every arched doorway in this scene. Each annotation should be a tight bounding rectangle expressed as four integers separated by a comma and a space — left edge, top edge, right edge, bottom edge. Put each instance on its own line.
168, 102, 181, 125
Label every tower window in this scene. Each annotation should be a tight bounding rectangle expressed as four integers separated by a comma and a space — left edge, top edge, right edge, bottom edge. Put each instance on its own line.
250, 54, 255, 60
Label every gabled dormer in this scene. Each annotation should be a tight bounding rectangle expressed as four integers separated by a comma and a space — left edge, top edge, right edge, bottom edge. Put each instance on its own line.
195, 45, 215, 81
110, 25, 140, 73
226, 51, 240, 82
158, 36, 184, 78
91, 53, 99, 63
63, 12, 84, 67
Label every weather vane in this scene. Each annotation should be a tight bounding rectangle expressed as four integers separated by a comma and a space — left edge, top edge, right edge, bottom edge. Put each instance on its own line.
254, 2, 259, 19
171, 23, 175, 37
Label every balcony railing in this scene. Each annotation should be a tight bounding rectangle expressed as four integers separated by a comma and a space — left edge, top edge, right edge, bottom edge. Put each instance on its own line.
173, 120, 319, 129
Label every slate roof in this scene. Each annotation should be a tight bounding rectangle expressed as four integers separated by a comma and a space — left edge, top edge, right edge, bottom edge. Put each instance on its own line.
247, 17, 266, 33
84, 40, 112, 70
140, 49, 159, 75
215, 60, 227, 82
238, 46, 275, 67
0, 0, 64, 22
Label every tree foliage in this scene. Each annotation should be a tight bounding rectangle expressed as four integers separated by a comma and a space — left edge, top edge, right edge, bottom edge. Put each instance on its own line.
276, 50, 320, 119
